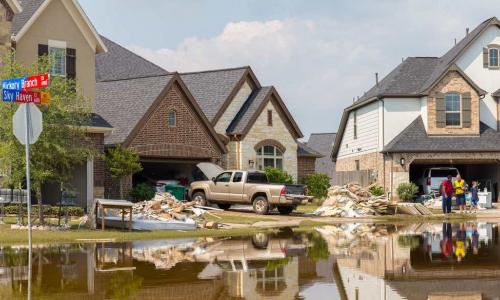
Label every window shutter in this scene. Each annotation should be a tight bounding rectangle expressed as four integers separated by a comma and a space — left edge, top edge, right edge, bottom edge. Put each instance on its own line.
462, 92, 472, 128
483, 47, 489, 68
38, 44, 48, 56
435, 92, 445, 128
66, 48, 76, 79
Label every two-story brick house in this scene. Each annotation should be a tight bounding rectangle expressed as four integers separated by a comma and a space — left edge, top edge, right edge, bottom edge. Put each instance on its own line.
11, 0, 112, 209
333, 17, 500, 200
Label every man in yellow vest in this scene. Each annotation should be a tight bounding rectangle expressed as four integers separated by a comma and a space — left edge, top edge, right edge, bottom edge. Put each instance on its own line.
454, 174, 466, 213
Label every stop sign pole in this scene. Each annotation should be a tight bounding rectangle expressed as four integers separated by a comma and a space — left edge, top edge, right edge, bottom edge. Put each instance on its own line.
24, 103, 33, 261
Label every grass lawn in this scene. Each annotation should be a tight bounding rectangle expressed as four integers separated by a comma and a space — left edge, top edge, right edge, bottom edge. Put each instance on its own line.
295, 203, 320, 214
204, 212, 274, 224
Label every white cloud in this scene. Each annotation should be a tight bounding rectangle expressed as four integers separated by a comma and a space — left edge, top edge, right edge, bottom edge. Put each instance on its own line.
127, 9, 495, 138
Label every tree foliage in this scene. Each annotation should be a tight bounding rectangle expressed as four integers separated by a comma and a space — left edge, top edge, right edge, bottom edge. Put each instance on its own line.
0, 54, 94, 223
264, 167, 294, 184
304, 173, 330, 200
105, 145, 142, 198
396, 182, 419, 202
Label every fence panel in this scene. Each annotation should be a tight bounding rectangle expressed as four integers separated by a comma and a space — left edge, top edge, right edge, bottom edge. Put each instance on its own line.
331, 170, 376, 187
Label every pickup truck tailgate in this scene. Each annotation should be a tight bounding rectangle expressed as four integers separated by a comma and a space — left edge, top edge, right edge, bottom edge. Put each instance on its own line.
285, 184, 306, 195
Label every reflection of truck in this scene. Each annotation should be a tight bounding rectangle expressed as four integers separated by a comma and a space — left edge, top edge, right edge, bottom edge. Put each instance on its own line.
188, 168, 311, 215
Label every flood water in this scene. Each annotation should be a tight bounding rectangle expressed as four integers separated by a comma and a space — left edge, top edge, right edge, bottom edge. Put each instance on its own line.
0, 222, 499, 299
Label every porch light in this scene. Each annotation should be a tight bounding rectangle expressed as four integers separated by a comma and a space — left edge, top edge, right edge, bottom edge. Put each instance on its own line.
400, 157, 405, 166
249, 160, 255, 168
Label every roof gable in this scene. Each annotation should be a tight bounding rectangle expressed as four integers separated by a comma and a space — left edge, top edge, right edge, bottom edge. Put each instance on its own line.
94, 74, 226, 153
96, 36, 168, 82
227, 86, 303, 139
3, 0, 22, 14
180, 66, 260, 122
12, 0, 107, 53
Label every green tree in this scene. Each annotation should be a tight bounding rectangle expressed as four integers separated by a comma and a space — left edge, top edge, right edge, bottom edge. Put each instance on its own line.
396, 182, 419, 202
264, 167, 294, 184
304, 173, 330, 200
0, 54, 94, 224
105, 145, 142, 199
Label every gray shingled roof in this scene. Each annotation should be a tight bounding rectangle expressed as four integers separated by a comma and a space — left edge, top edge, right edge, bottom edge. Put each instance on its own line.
383, 116, 500, 153
89, 113, 112, 129
96, 36, 168, 82
297, 142, 323, 158
95, 75, 173, 145
307, 133, 336, 174
180, 67, 248, 121
11, 0, 44, 35
226, 87, 272, 134
355, 57, 439, 105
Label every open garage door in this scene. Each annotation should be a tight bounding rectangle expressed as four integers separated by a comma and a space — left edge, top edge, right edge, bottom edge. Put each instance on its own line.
410, 159, 500, 202
133, 158, 211, 187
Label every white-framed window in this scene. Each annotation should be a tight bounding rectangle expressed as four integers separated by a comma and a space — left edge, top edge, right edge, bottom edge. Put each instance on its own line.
49, 47, 66, 76
256, 145, 283, 170
490, 48, 499, 67
168, 110, 176, 126
445, 92, 461, 126
353, 111, 357, 139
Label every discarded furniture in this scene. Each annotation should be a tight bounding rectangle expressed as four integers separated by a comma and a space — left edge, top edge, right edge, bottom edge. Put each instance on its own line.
95, 199, 133, 231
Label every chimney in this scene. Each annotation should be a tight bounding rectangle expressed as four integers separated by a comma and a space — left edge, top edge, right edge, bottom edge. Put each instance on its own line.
466, 27, 469, 36
375, 73, 379, 88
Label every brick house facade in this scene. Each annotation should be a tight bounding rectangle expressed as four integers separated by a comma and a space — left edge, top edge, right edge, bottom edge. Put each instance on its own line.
333, 17, 500, 200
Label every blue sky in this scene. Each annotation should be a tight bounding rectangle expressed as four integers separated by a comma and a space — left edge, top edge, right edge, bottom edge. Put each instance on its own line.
80, 0, 500, 139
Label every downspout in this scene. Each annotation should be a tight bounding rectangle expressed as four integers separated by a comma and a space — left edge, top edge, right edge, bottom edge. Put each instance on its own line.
380, 98, 386, 191
234, 135, 241, 169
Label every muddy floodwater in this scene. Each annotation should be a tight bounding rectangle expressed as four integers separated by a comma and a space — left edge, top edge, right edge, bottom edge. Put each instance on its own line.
0, 222, 499, 299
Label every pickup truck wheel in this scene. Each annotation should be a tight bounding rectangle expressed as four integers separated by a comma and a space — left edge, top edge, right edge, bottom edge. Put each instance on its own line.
253, 196, 269, 215
192, 192, 208, 206
277, 206, 294, 215
217, 203, 231, 210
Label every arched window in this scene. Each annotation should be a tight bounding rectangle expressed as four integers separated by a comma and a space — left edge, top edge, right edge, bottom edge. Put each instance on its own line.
490, 48, 499, 67
256, 145, 283, 170
445, 92, 461, 126
168, 110, 176, 126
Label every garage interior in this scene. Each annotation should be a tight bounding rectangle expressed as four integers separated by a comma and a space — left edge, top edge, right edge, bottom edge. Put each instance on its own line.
409, 159, 500, 201
132, 159, 210, 187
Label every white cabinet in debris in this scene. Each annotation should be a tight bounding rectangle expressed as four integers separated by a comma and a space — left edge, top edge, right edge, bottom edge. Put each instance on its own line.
478, 192, 492, 209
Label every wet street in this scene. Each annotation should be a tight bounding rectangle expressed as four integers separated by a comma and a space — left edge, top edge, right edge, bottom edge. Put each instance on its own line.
0, 222, 498, 299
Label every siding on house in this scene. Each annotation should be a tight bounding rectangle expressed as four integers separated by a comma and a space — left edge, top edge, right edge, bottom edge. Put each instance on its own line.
338, 101, 379, 158
383, 98, 421, 145
456, 25, 500, 130
214, 81, 253, 133
13, 0, 97, 102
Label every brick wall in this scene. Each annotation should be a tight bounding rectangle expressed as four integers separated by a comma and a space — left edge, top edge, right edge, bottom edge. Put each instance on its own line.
87, 133, 105, 198
0, 1, 13, 67
335, 152, 386, 187
104, 81, 225, 199
298, 157, 316, 183
427, 71, 480, 135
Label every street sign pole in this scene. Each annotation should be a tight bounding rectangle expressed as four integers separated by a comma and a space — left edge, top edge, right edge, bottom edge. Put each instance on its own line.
24, 103, 33, 300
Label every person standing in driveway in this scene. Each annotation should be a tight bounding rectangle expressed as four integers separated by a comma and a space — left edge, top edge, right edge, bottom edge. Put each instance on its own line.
454, 174, 466, 213
441, 175, 453, 214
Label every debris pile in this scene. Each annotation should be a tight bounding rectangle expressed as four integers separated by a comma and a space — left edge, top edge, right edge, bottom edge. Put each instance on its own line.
313, 183, 395, 217
131, 192, 195, 222
105, 192, 222, 229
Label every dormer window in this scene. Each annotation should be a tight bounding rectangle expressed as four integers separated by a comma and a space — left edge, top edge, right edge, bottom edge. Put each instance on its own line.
445, 92, 461, 126
489, 48, 499, 67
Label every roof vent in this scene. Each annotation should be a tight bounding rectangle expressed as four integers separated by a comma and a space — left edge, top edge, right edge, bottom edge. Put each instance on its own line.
454, 38, 457, 45
375, 73, 379, 88
466, 27, 469, 36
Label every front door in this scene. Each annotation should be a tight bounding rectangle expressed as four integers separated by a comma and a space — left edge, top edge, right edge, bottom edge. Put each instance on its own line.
209, 171, 232, 201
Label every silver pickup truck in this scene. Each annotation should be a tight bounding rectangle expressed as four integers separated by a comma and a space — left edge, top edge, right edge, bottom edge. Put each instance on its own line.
188, 166, 311, 215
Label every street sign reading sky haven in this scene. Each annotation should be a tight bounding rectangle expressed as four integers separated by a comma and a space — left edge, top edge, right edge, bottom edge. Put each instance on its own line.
3, 90, 51, 104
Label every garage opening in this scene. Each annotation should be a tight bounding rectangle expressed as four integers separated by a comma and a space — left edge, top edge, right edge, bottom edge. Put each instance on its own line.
409, 160, 500, 202
133, 159, 210, 188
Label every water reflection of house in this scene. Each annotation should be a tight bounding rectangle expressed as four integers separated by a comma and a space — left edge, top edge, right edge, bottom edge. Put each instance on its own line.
323, 223, 500, 300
